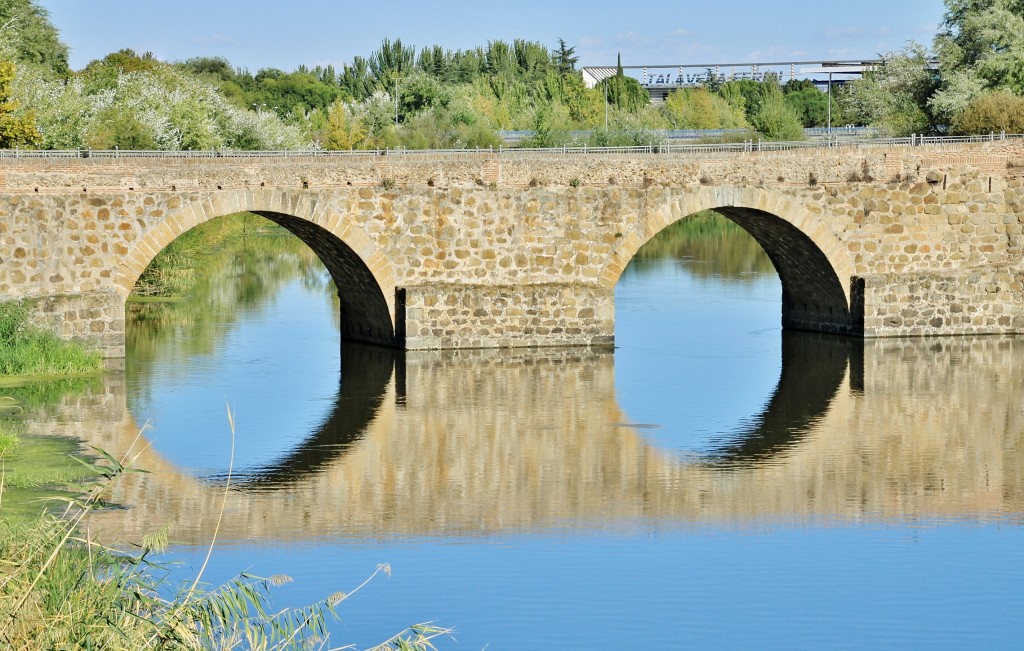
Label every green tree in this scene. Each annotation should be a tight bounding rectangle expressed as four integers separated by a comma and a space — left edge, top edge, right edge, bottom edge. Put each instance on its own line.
934, 0, 1024, 92
663, 87, 748, 129
749, 81, 805, 140
552, 38, 579, 75
0, 0, 69, 76
86, 105, 157, 150
598, 54, 649, 113
783, 87, 829, 127
0, 60, 41, 147
322, 99, 368, 150
368, 38, 416, 88
840, 43, 938, 135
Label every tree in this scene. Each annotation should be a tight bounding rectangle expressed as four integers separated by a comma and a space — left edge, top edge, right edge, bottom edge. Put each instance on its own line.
663, 87, 747, 130
552, 38, 579, 75
368, 38, 416, 88
783, 87, 829, 127
749, 82, 804, 140
934, 0, 1024, 92
928, 0, 1024, 124
840, 43, 938, 135
0, 60, 41, 147
0, 0, 69, 76
598, 54, 649, 113
87, 105, 156, 150
322, 99, 367, 150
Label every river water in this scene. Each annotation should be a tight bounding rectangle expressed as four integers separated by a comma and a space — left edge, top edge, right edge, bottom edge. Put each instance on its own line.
16, 216, 1024, 648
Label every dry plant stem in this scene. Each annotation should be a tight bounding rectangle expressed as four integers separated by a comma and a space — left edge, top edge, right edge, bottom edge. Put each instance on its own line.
184, 403, 236, 604
0, 424, 152, 636
145, 402, 237, 650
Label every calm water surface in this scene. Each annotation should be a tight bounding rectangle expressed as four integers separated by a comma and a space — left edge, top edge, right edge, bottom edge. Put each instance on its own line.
19, 222, 1024, 648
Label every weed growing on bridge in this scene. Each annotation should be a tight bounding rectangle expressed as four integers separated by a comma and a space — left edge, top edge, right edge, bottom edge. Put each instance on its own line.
0, 302, 101, 378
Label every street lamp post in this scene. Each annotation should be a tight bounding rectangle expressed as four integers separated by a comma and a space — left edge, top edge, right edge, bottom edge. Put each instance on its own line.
827, 71, 833, 143
604, 81, 609, 131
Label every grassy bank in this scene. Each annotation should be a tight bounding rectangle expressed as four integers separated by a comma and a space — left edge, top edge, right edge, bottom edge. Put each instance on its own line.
0, 301, 102, 378
0, 445, 448, 650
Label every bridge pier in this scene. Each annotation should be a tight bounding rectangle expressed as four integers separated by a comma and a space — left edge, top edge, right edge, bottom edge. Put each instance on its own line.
399, 284, 616, 350
26, 291, 126, 358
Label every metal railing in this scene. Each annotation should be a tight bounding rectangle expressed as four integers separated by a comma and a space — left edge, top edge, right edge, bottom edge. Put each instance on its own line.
0, 132, 1019, 161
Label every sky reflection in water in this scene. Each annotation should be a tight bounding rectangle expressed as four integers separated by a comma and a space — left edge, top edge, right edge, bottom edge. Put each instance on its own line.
37, 220, 1024, 648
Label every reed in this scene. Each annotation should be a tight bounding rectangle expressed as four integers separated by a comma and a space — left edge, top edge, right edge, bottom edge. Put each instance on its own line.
0, 423, 450, 650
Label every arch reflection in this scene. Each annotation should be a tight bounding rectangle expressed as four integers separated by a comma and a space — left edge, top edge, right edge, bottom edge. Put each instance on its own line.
17, 336, 1024, 543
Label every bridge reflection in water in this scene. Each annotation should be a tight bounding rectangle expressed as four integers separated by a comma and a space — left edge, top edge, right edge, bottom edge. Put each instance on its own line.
27, 335, 1024, 543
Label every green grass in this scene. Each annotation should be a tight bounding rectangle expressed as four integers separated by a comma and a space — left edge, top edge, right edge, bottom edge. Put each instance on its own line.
0, 301, 102, 378
0, 441, 451, 650
0, 411, 95, 523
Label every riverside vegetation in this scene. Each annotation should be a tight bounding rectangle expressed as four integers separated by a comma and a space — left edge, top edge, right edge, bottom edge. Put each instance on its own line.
0, 426, 451, 650
4, 0, 1024, 154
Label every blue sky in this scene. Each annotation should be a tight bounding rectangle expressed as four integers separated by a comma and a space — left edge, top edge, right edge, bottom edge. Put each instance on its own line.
40, 0, 946, 73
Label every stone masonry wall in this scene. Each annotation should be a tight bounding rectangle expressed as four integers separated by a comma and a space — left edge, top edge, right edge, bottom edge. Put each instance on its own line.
2, 140, 1024, 354
401, 283, 614, 349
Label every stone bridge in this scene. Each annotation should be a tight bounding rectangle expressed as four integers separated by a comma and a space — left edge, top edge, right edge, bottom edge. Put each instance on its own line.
2, 140, 1024, 356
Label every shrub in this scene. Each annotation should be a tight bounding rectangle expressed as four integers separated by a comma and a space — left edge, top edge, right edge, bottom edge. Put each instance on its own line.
950, 90, 1024, 135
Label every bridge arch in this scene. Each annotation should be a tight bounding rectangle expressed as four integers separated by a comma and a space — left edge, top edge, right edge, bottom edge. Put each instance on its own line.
113, 189, 399, 346
602, 186, 859, 335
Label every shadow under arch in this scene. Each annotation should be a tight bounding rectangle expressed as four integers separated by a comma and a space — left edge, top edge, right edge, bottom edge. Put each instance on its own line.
716, 206, 855, 335
251, 211, 396, 346
212, 343, 400, 490
116, 190, 399, 348
698, 330, 860, 467
605, 187, 860, 336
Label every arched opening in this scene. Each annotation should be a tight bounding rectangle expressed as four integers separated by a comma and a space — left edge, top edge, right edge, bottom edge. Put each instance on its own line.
118, 190, 398, 350
250, 211, 395, 347
122, 210, 399, 483
713, 206, 854, 335
613, 208, 857, 464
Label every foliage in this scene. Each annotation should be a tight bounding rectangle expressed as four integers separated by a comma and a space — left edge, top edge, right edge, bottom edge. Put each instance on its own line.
934, 0, 1024, 94
0, 426, 452, 650
322, 99, 368, 150
783, 87, 829, 127
598, 55, 649, 113
0, 0, 69, 76
749, 81, 805, 140
840, 43, 938, 135
13, 59, 309, 150
950, 89, 1024, 133
0, 301, 102, 377
663, 87, 748, 130
0, 59, 40, 147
